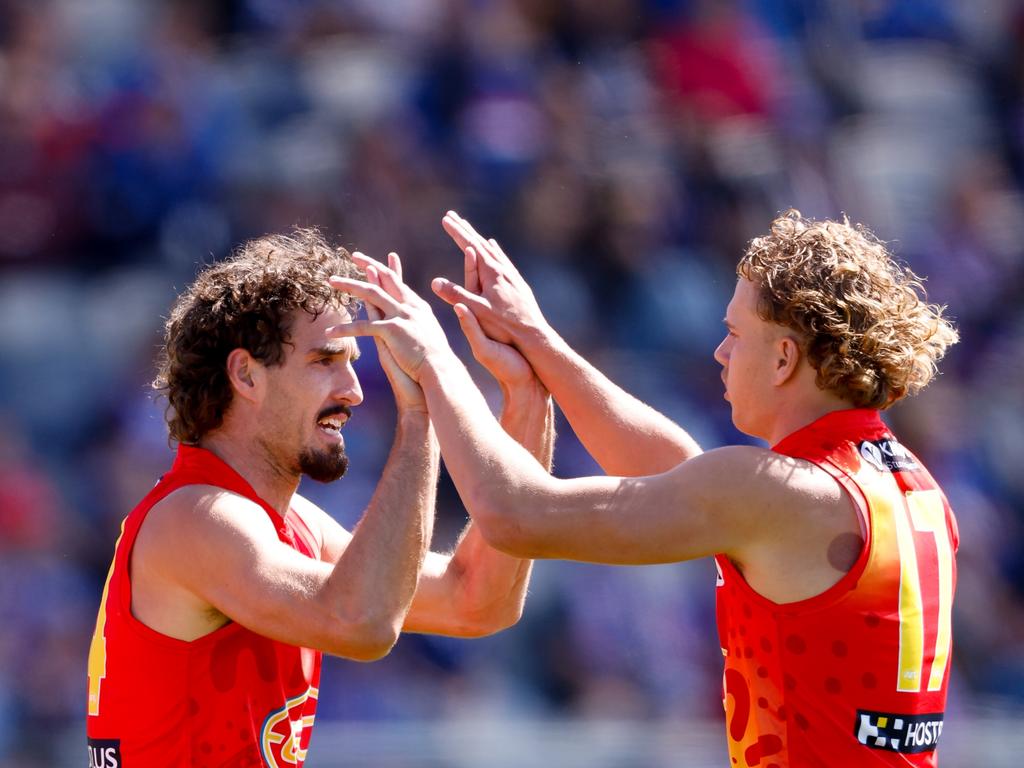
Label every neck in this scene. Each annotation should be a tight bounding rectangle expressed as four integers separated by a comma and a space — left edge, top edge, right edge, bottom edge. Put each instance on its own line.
764, 390, 854, 446
199, 429, 299, 515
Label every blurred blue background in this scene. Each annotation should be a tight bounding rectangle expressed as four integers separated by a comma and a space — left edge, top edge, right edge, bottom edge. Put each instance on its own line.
1, 0, 1023, 765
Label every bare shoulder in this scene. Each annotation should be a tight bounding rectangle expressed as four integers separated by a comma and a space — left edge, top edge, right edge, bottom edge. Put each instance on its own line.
137, 485, 279, 574
129, 486, 287, 637
674, 445, 841, 505
672, 445, 851, 550
152, 484, 274, 530
689, 446, 863, 600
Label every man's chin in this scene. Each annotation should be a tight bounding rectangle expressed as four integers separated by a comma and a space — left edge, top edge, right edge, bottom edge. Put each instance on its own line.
298, 447, 349, 483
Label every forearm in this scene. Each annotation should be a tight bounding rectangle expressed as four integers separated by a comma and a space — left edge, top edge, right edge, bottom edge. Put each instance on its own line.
326, 412, 438, 641
516, 325, 701, 475
499, 380, 554, 471
420, 354, 556, 553
404, 380, 550, 636
449, 382, 552, 626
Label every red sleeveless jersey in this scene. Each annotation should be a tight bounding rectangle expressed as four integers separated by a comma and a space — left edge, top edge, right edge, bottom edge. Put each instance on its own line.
86, 445, 323, 768
715, 409, 958, 767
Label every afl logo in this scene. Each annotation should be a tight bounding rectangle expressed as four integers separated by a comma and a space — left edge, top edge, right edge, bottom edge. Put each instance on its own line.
859, 441, 887, 471
858, 439, 920, 473
260, 687, 318, 767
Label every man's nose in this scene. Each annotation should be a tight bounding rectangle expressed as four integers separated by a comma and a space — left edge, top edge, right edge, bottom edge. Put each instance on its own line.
334, 368, 363, 407
713, 338, 729, 366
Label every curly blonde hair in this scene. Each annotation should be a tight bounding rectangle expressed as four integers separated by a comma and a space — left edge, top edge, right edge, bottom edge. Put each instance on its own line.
738, 210, 958, 409
154, 228, 362, 444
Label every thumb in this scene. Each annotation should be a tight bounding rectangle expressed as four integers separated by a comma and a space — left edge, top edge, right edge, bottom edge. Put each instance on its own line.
433, 277, 486, 309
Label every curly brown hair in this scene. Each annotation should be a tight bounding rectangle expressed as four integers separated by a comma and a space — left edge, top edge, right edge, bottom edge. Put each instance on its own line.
738, 210, 958, 409
154, 228, 363, 444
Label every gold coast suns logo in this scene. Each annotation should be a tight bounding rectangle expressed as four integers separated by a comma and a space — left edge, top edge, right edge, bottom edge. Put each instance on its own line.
260, 687, 318, 767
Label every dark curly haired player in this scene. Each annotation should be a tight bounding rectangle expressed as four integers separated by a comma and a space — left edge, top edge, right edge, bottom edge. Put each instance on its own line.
86, 229, 552, 767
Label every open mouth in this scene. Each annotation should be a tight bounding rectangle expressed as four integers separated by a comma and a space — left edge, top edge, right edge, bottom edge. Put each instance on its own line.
317, 416, 344, 436
316, 406, 351, 438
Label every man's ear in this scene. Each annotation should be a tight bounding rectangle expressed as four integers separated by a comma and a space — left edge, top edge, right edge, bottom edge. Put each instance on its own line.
225, 348, 264, 404
773, 335, 802, 386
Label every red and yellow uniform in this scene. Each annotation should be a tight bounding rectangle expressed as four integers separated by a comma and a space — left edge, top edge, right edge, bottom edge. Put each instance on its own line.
87, 445, 322, 768
715, 409, 957, 767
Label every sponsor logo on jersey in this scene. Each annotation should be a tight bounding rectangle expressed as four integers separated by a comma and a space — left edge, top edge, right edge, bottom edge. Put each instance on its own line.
858, 439, 921, 473
855, 710, 943, 754
260, 686, 319, 767
87, 738, 122, 768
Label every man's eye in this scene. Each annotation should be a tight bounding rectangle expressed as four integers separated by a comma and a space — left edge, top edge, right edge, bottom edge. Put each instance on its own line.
317, 357, 334, 366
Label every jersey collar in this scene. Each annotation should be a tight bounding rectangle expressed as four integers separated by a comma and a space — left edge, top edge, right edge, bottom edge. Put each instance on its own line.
772, 408, 887, 455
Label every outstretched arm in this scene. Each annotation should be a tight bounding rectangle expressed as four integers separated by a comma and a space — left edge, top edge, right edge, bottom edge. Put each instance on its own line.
434, 211, 701, 476
304, 253, 552, 638
391, 252, 553, 636
326, 254, 787, 568
301, 389, 551, 638
403, 374, 552, 637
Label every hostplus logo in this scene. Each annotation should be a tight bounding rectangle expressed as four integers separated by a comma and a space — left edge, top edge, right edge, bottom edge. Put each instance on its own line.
87, 738, 122, 767
855, 710, 944, 754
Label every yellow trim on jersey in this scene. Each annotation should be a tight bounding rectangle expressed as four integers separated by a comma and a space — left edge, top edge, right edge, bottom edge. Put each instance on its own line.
906, 490, 954, 691
856, 470, 954, 694
892, 490, 924, 692
87, 519, 127, 716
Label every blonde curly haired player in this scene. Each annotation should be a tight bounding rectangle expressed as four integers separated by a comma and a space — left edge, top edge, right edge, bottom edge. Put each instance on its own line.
332, 208, 959, 767
738, 210, 956, 409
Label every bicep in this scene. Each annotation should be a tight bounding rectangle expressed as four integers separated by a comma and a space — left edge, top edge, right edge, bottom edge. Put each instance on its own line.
503, 447, 784, 565
173, 498, 340, 648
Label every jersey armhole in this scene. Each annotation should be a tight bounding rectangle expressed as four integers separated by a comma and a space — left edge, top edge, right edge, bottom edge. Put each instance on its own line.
717, 460, 873, 616
794, 458, 873, 609
119, 483, 243, 649
286, 504, 322, 560
820, 459, 871, 542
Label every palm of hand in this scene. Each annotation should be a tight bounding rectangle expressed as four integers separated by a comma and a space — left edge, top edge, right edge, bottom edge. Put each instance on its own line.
442, 213, 545, 348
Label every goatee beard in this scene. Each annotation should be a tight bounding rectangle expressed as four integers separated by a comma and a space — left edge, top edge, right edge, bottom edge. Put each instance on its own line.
298, 445, 349, 483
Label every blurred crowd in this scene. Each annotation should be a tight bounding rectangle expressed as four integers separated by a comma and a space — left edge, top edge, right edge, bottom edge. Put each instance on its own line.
2, 0, 1024, 764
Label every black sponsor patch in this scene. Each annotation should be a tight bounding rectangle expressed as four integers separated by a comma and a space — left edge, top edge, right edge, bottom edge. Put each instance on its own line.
88, 738, 122, 768
855, 710, 944, 754
858, 439, 921, 473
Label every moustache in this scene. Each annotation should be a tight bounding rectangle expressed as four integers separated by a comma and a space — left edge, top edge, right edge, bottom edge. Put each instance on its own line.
317, 405, 353, 423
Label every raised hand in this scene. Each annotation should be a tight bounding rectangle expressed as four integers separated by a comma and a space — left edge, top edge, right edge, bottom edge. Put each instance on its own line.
436, 211, 701, 477
357, 252, 428, 414
455, 301, 540, 395
434, 211, 551, 349
328, 252, 454, 384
